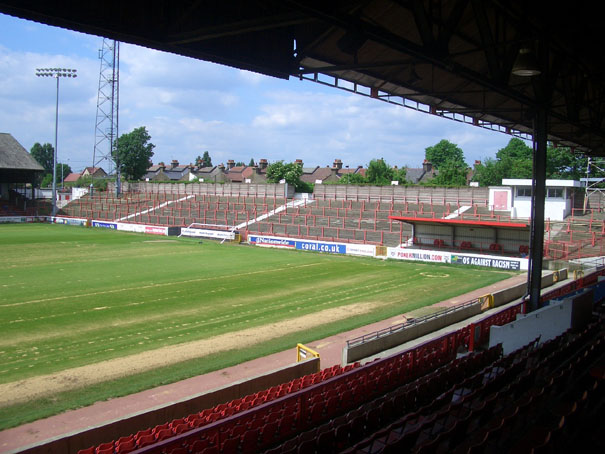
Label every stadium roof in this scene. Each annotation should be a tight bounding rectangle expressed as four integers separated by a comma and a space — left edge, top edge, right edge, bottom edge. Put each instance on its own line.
389, 215, 529, 229
0, 132, 44, 183
1, 1, 604, 157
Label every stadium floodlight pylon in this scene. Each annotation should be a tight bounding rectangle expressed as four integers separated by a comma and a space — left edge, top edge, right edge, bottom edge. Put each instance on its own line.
583, 157, 605, 213
92, 39, 120, 196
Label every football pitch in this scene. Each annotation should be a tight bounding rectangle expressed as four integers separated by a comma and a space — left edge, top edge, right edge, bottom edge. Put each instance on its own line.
0, 223, 519, 427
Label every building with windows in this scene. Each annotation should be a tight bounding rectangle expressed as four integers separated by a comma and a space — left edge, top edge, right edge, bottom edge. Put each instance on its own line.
495, 179, 583, 220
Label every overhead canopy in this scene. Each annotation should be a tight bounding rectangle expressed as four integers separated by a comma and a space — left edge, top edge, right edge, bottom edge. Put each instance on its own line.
0, 133, 44, 184
1, 0, 604, 157
389, 215, 529, 229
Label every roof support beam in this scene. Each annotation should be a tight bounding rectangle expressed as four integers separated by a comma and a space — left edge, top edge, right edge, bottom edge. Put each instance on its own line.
527, 106, 547, 312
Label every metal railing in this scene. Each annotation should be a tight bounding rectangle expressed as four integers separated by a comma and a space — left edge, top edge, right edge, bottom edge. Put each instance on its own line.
346, 296, 482, 348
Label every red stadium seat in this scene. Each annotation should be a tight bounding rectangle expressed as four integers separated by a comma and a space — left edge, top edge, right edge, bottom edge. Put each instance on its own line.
240, 428, 260, 454
220, 436, 239, 454
167, 448, 188, 454
96, 448, 114, 454
155, 428, 173, 442
260, 420, 279, 446
116, 437, 136, 454
173, 423, 191, 435
189, 439, 210, 453
77, 447, 95, 454
152, 423, 170, 434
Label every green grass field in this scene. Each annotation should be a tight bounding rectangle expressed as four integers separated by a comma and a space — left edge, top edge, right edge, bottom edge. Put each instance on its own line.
0, 223, 519, 428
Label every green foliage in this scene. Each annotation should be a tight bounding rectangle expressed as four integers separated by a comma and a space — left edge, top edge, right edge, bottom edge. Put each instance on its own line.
112, 126, 155, 180
195, 151, 212, 168
202, 151, 212, 167
425, 139, 466, 169
427, 161, 468, 186
296, 180, 315, 193
366, 158, 393, 185
393, 167, 408, 184
40, 173, 53, 188
496, 137, 532, 161
336, 160, 406, 186
74, 175, 108, 191
546, 147, 594, 180
248, 158, 255, 167
56, 163, 72, 183
38, 163, 73, 188
472, 139, 594, 186
471, 158, 503, 187
339, 173, 368, 185
266, 161, 303, 188
30, 142, 54, 174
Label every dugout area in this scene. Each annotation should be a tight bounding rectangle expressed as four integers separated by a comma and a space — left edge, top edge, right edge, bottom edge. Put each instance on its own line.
389, 215, 530, 257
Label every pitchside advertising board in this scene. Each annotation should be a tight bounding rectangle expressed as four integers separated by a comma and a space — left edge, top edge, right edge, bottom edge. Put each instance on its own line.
0, 216, 46, 223
450, 253, 528, 270
247, 234, 360, 255
387, 247, 528, 271
388, 247, 451, 264
52, 217, 88, 226
180, 228, 235, 240
90, 220, 170, 236
92, 220, 118, 229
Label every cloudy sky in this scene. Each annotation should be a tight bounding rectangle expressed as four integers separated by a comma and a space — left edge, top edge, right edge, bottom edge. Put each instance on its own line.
1, 12, 520, 173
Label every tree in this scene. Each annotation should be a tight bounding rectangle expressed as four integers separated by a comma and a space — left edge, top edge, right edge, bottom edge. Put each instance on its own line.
428, 161, 468, 186
195, 151, 212, 168
393, 167, 408, 184
546, 147, 592, 180
471, 158, 503, 187
248, 158, 255, 167
364, 158, 407, 185
366, 158, 394, 185
266, 161, 303, 186
40, 173, 53, 188
339, 173, 368, 185
112, 126, 155, 180
496, 137, 532, 162
202, 151, 212, 167
471, 138, 533, 186
56, 162, 72, 184
425, 139, 466, 169
471, 139, 595, 186
30, 142, 54, 174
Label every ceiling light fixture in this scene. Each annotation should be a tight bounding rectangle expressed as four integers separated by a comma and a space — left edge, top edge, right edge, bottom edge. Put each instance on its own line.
512, 48, 541, 77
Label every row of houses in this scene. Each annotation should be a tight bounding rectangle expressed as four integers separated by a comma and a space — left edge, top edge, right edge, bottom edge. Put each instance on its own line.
64, 167, 108, 183
143, 159, 439, 185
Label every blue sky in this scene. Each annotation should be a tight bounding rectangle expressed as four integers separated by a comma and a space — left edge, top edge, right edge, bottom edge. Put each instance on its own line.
0, 12, 519, 173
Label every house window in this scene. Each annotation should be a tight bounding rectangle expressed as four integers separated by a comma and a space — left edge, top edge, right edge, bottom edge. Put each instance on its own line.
547, 188, 563, 198
517, 187, 532, 197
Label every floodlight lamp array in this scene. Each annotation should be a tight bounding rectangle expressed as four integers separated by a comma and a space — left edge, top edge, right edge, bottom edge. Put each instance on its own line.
35, 68, 78, 78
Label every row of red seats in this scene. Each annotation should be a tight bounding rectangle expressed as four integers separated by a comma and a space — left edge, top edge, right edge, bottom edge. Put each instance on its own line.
77, 364, 358, 454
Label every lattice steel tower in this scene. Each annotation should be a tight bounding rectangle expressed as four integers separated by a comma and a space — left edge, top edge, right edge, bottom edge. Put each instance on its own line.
92, 39, 120, 195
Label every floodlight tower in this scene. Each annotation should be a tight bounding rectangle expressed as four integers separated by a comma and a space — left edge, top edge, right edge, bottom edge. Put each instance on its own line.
92, 39, 120, 195
35, 67, 77, 216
